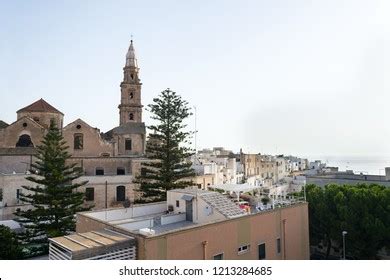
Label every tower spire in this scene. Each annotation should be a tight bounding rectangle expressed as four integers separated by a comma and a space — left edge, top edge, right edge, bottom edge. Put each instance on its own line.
125, 38, 138, 68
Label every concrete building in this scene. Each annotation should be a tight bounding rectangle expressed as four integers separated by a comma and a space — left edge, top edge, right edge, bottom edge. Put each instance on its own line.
0, 40, 146, 220
284, 156, 308, 173
192, 148, 244, 188
51, 189, 310, 260
240, 152, 289, 185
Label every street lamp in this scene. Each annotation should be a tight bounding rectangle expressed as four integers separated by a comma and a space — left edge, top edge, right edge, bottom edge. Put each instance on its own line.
342, 231, 348, 260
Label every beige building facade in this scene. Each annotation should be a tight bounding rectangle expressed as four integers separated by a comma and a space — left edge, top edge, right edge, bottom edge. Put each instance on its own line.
74, 189, 309, 260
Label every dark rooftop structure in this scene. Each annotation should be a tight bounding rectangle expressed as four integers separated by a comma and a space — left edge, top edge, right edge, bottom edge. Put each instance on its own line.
16, 98, 64, 115
104, 122, 146, 140
0, 120, 9, 129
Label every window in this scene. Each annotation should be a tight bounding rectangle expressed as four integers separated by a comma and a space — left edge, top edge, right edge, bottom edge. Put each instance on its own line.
176, 200, 180, 207
117, 168, 125, 175
116, 186, 126, 202
0, 188, 3, 202
16, 134, 34, 147
95, 168, 104, 176
213, 253, 224, 260
129, 92, 134, 99
74, 133, 83, 150
258, 243, 266, 260
129, 113, 134, 120
276, 238, 281, 254
125, 139, 132, 151
85, 188, 94, 201
238, 245, 250, 255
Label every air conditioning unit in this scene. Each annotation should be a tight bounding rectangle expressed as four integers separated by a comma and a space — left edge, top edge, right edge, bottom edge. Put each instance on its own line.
139, 228, 155, 235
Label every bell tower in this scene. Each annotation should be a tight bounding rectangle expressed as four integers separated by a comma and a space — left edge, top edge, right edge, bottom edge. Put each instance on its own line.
118, 40, 143, 125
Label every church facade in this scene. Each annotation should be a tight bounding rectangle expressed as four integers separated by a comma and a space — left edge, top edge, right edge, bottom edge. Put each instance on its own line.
0, 41, 146, 220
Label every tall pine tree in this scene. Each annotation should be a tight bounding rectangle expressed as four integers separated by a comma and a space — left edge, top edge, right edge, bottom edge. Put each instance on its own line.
14, 121, 91, 256
136, 88, 195, 202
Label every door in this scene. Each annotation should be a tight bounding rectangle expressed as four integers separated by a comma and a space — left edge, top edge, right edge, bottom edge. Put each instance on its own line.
186, 200, 193, 222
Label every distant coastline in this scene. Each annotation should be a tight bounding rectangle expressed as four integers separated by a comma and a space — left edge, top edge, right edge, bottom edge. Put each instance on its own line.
306, 156, 390, 175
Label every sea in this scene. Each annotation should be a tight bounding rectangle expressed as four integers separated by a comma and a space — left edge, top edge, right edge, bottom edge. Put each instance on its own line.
305, 156, 390, 175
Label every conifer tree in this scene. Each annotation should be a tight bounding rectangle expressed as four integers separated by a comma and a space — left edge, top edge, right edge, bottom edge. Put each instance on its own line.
0, 225, 24, 259
136, 88, 195, 202
14, 121, 91, 256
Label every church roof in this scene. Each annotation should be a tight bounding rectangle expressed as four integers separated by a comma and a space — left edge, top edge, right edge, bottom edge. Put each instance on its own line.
17, 98, 64, 115
104, 122, 146, 140
0, 120, 9, 129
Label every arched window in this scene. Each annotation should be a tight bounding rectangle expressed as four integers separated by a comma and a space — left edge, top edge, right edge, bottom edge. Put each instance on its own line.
129, 113, 134, 120
16, 134, 34, 147
129, 92, 134, 99
116, 186, 126, 202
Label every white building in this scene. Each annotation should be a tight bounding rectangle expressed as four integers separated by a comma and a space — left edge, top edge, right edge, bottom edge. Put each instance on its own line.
192, 148, 244, 187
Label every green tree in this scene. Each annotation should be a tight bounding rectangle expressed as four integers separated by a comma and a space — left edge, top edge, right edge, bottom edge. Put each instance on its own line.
14, 121, 91, 256
135, 88, 195, 202
306, 183, 390, 259
0, 225, 24, 259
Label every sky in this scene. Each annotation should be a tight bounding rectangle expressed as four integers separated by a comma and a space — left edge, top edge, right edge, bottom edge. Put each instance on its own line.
0, 0, 388, 158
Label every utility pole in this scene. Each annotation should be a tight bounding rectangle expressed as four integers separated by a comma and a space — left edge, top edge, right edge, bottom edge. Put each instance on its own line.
342, 231, 348, 260
194, 105, 197, 154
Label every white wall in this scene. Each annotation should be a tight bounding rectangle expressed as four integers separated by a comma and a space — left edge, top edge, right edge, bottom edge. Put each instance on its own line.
85, 202, 166, 221
161, 213, 186, 225
118, 219, 154, 230
167, 191, 187, 214
195, 197, 225, 223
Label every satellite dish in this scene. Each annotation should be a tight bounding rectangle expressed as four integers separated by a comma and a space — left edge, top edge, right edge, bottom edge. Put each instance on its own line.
123, 199, 131, 208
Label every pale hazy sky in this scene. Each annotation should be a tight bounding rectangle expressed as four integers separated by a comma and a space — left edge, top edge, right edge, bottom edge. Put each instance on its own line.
0, 0, 388, 157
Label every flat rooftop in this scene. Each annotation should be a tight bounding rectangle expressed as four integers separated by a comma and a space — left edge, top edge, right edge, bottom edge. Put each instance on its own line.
82, 202, 198, 236
79, 189, 305, 237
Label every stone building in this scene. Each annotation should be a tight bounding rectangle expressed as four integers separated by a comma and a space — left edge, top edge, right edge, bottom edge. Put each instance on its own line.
0, 40, 146, 220
240, 152, 284, 185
